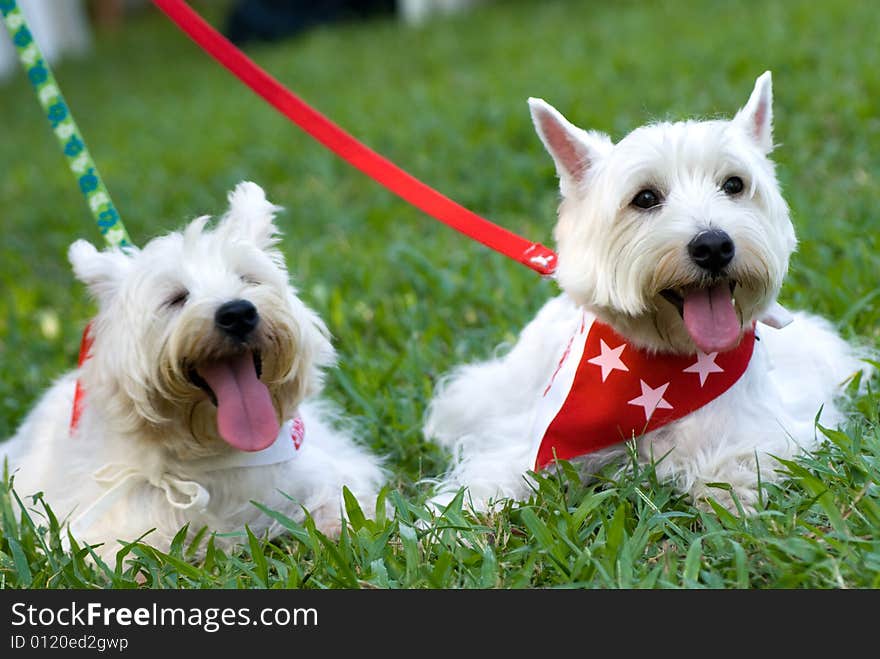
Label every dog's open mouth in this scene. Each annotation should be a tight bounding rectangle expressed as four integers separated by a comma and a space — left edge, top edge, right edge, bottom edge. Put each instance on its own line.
188, 350, 279, 452
661, 279, 741, 354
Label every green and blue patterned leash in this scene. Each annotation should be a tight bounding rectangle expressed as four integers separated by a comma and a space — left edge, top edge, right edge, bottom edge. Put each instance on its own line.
1, 0, 132, 248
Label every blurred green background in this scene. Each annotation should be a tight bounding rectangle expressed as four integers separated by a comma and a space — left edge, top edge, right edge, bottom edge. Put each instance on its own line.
1, 0, 878, 487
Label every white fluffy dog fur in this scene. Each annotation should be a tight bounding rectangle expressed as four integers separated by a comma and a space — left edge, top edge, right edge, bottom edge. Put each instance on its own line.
2, 182, 384, 558
425, 73, 870, 512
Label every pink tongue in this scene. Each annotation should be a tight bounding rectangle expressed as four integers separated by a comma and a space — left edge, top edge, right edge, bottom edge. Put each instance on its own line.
196, 353, 279, 452
682, 282, 741, 353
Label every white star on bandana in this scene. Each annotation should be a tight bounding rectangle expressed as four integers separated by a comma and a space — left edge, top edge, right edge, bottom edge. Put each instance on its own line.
682, 351, 724, 386
587, 339, 629, 382
627, 380, 673, 421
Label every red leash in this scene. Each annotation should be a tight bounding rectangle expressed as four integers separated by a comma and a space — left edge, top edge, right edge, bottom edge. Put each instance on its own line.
151, 0, 557, 276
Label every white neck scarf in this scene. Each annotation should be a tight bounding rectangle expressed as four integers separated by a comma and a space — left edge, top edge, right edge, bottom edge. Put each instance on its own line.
69, 417, 304, 541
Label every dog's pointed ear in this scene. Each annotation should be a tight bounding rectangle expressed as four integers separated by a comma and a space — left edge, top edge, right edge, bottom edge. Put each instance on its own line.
734, 71, 773, 153
529, 98, 611, 197
69, 239, 132, 304
220, 181, 283, 249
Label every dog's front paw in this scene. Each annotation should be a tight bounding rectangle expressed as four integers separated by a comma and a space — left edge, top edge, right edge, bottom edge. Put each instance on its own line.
317, 518, 344, 539
684, 452, 774, 516
692, 482, 759, 516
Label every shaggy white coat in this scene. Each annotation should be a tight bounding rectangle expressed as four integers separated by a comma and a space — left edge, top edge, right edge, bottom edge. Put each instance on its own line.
2, 182, 385, 558
426, 73, 870, 511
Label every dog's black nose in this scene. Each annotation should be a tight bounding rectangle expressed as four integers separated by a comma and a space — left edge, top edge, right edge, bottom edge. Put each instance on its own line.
215, 299, 259, 341
688, 230, 735, 273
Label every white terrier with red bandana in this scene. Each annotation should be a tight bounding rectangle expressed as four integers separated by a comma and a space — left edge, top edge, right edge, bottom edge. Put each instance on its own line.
2, 182, 384, 558
425, 72, 870, 512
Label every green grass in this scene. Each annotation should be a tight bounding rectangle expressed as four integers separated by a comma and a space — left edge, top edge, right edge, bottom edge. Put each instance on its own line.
1, 0, 879, 588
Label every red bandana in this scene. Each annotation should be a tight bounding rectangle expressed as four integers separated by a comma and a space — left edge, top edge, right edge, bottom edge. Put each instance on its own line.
531, 313, 755, 470
69, 322, 94, 434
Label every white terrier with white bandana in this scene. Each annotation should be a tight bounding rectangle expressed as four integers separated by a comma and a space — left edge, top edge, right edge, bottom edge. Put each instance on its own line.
425, 72, 870, 512
2, 182, 385, 558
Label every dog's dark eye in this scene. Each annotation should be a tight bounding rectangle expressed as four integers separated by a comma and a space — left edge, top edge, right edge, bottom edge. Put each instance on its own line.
165, 290, 189, 308
722, 176, 744, 195
631, 189, 662, 209
240, 274, 261, 286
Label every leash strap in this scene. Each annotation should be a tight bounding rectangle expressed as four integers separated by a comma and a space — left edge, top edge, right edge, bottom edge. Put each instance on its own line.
0, 0, 132, 248
152, 0, 557, 275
